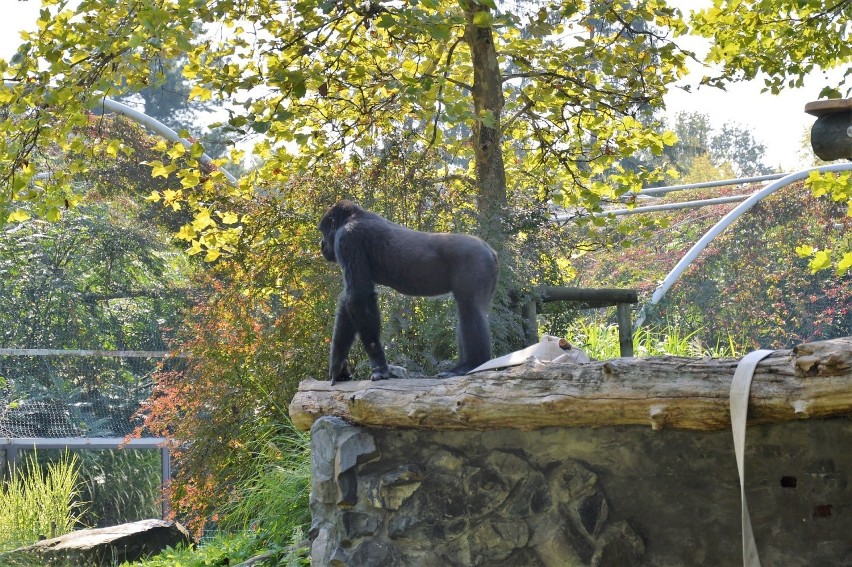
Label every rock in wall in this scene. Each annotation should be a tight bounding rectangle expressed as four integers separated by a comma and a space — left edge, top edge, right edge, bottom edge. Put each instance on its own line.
309, 416, 642, 566
309, 416, 852, 567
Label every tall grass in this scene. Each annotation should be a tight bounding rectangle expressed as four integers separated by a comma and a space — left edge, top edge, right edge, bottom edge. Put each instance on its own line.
0, 450, 85, 552
567, 320, 742, 360
217, 421, 312, 545
129, 420, 312, 566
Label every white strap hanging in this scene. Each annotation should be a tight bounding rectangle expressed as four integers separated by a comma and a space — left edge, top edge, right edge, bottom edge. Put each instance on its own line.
730, 349, 774, 567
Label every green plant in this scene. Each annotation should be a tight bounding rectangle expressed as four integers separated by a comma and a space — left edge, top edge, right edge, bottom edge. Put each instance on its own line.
217, 422, 311, 541
76, 448, 162, 527
125, 525, 309, 566
0, 450, 85, 552
566, 319, 741, 360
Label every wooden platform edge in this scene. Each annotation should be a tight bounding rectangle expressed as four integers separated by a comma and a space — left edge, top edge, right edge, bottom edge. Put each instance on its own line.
289, 336, 852, 432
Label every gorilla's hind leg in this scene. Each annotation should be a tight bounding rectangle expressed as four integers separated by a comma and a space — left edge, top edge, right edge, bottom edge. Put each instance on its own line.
438, 299, 492, 377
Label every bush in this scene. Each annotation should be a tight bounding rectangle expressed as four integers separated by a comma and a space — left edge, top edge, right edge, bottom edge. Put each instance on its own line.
0, 450, 85, 551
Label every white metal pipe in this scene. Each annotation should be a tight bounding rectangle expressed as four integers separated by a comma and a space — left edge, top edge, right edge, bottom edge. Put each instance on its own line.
634, 173, 786, 197
634, 163, 852, 328
1, 437, 166, 448
553, 173, 791, 222
99, 97, 240, 187
607, 195, 750, 215
554, 194, 750, 221
0, 347, 175, 357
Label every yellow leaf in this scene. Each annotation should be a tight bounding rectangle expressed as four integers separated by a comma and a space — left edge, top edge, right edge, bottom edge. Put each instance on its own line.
105, 139, 122, 157
188, 84, 212, 101
168, 143, 186, 159
176, 225, 196, 241
219, 211, 239, 224
180, 171, 201, 188
191, 209, 216, 231
7, 210, 30, 222
794, 244, 814, 258
204, 248, 221, 262
70, 52, 89, 65
145, 191, 162, 202
186, 240, 203, 255
808, 250, 832, 273
151, 162, 176, 178
661, 130, 678, 145
190, 141, 205, 159
837, 252, 852, 276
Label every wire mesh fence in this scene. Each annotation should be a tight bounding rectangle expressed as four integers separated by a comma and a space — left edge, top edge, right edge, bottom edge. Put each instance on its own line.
1, 350, 181, 525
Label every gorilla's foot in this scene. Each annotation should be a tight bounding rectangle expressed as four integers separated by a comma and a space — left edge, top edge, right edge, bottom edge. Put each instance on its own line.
330, 370, 353, 386
370, 367, 393, 381
436, 363, 475, 378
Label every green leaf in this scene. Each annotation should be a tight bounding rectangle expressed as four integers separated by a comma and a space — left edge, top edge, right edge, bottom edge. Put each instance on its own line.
190, 141, 205, 159
472, 10, 492, 28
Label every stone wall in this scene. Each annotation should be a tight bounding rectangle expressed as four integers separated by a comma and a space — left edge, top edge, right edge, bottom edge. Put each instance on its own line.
309, 416, 852, 567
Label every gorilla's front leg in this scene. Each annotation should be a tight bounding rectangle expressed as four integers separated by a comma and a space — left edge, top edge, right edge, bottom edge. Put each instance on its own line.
346, 290, 393, 381
330, 296, 357, 385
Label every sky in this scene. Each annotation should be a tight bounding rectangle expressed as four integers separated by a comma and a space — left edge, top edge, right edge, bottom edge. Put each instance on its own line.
0, 1, 842, 171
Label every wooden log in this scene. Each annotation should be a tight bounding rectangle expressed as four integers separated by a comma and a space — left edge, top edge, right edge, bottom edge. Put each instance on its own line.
289, 336, 852, 432
540, 286, 639, 307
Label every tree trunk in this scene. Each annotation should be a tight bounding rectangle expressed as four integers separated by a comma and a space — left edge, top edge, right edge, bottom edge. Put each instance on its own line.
289, 336, 852, 432
462, 1, 507, 244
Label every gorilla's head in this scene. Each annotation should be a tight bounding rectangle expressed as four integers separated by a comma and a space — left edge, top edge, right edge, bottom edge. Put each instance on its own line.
318, 200, 359, 263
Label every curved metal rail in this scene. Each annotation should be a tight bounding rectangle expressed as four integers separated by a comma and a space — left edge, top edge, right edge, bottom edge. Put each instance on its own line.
634, 163, 852, 328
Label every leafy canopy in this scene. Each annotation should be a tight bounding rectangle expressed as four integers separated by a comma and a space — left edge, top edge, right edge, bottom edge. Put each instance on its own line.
691, 0, 852, 97
0, 0, 689, 258
690, 0, 852, 274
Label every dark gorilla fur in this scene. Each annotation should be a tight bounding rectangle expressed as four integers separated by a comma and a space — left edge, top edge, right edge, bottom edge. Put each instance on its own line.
319, 200, 498, 384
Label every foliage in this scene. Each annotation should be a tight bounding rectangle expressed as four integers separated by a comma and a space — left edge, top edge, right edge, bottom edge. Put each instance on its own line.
796, 170, 852, 276
124, 528, 309, 567
0, 0, 689, 258
690, 0, 852, 97
570, 179, 851, 349
76, 449, 162, 528
217, 423, 310, 538
662, 182, 852, 347
689, 0, 852, 273
0, 450, 84, 552
656, 111, 773, 180
2, 448, 160, 541
133, 186, 330, 534
678, 154, 736, 185
0, 204, 189, 350
0, 196, 192, 438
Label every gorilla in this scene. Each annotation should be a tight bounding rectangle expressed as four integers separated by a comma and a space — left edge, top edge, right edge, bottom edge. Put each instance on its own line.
319, 200, 498, 384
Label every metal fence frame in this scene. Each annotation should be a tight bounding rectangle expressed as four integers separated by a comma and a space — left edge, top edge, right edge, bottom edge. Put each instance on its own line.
1, 348, 174, 519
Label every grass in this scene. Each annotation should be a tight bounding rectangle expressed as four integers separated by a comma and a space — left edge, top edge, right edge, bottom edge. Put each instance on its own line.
567, 320, 742, 360
0, 450, 85, 552
126, 421, 312, 566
